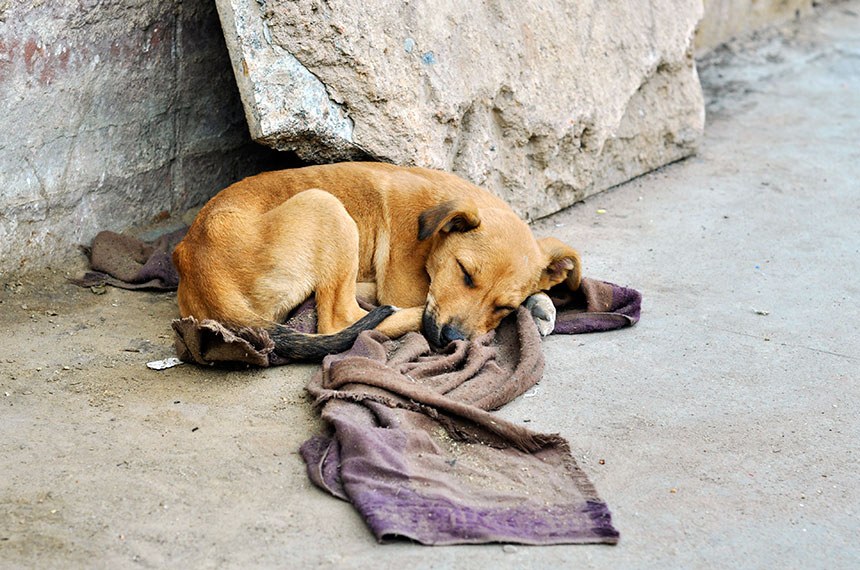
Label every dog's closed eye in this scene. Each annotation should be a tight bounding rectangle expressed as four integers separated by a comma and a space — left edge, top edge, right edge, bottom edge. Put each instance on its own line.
457, 260, 475, 288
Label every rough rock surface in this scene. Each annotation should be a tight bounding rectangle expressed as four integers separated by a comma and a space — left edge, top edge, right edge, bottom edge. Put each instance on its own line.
217, 0, 705, 219
0, 0, 294, 277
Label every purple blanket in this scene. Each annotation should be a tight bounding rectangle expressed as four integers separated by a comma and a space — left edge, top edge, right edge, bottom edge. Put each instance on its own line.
171, 280, 639, 544
76, 228, 641, 545
300, 308, 625, 544
71, 228, 186, 290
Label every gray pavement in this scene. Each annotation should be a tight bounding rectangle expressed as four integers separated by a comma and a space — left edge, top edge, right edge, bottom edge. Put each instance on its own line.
1, 3, 858, 568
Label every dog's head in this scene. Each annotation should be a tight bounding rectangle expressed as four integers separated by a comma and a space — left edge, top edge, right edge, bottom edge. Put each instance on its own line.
418, 199, 581, 347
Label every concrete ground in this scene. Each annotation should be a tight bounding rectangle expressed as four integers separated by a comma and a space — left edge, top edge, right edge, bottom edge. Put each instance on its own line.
1, 3, 858, 568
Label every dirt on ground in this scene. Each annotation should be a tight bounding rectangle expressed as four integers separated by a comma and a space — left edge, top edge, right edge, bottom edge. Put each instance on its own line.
0, 270, 329, 567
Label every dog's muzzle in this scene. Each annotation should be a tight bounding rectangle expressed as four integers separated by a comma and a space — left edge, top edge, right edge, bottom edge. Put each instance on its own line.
422, 309, 465, 347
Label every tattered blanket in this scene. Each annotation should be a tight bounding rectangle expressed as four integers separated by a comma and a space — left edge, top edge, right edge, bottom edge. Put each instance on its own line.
77, 228, 641, 545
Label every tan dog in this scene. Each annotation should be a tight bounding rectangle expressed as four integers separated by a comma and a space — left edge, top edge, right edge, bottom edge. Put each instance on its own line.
173, 162, 581, 359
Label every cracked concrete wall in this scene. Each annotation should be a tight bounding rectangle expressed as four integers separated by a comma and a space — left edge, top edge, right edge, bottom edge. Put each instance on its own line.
0, 0, 291, 277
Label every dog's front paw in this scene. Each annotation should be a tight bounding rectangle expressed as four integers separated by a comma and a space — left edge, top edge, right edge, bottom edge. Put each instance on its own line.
524, 292, 556, 336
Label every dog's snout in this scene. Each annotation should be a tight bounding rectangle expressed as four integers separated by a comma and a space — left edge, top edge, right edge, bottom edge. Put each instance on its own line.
440, 324, 465, 345
422, 310, 466, 347
422, 310, 441, 345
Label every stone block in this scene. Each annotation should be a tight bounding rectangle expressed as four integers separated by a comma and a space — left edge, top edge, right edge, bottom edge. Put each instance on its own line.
0, 0, 294, 277
216, 0, 706, 219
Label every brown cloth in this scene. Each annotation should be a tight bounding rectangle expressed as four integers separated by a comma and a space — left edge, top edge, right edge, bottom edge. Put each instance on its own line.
299, 307, 619, 544
76, 228, 637, 544
172, 278, 641, 368
71, 228, 186, 290
171, 280, 639, 545
172, 298, 316, 368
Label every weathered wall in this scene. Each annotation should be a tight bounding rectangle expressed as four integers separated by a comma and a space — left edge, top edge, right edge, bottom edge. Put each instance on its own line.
0, 1, 833, 277
217, 0, 706, 221
0, 0, 290, 277
696, 0, 814, 52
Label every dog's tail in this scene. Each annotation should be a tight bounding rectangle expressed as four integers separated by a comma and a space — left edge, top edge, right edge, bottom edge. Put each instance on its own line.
268, 305, 396, 361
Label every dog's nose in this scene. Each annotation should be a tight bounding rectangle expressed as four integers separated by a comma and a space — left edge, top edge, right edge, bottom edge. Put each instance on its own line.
439, 323, 465, 345
422, 310, 440, 343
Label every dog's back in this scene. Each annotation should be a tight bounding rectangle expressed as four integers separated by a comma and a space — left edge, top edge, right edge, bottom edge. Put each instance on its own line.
173, 171, 400, 361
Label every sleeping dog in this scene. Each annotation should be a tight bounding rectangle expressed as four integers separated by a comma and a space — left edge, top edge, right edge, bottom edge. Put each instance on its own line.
173, 162, 581, 359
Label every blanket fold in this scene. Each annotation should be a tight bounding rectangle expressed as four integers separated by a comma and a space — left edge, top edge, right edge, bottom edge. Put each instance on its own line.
72, 228, 187, 290
170, 278, 640, 369
168, 279, 637, 544
299, 308, 622, 545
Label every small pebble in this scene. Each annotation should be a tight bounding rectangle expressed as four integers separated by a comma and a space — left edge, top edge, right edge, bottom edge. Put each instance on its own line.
502, 545, 518, 554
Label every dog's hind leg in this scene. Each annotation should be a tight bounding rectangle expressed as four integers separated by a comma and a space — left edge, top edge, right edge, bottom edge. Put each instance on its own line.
315, 265, 370, 335
355, 282, 378, 304
258, 189, 370, 334
297, 189, 370, 334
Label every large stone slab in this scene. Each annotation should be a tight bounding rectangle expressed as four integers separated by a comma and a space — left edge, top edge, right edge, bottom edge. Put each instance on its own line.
217, 0, 705, 219
0, 0, 292, 277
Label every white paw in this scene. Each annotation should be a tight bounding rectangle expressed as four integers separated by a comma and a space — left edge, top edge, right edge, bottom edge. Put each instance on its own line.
524, 292, 556, 336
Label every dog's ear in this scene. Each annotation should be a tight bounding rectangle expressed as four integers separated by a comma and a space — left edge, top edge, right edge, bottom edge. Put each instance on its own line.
417, 200, 481, 241
537, 237, 582, 291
